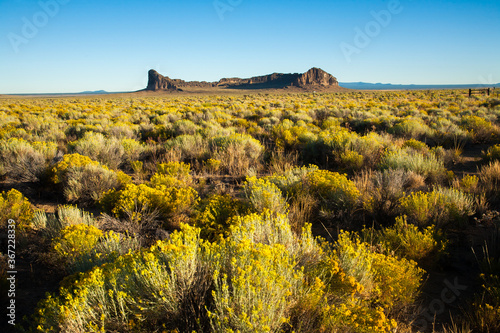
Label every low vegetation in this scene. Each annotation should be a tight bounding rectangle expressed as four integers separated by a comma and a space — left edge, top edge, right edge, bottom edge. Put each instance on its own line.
0, 89, 499, 332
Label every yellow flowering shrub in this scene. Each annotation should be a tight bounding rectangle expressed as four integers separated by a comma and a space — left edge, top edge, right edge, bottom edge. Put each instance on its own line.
51, 153, 99, 184
109, 183, 198, 222
209, 241, 301, 333
203, 158, 222, 173
338, 149, 364, 171
322, 302, 397, 333
0, 189, 33, 231
32, 197, 424, 333
31, 140, 58, 161
71, 230, 141, 274
264, 165, 319, 197
402, 138, 428, 151
10, 90, 500, 332
272, 119, 318, 148
390, 117, 431, 139
483, 144, 500, 162
243, 176, 288, 214
335, 231, 424, 309
52, 224, 103, 260
363, 215, 447, 264
34, 224, 206, 332
211, 133, 263, 159
457, 174, 479, 193
460, 115, 498, 142
196, 194, 243, 241
150, 161, 192, 188
305, 169, 360, 211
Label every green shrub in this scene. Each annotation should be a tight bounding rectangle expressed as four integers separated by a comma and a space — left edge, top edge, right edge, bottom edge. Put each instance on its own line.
264, 165, 319, 197
399, 187, 475, 227
429, 117, 470, 147
480, 161, 500, 194
390, 117, 431, 139
211, 133, 264, 176
379, 147, 446, 180
63, 163, 123, 203
33, 205, 99, 239
72, 131, 125, 169
356, 169, 422, 218
0, 138, 46, 181
173, 119, 200, 136
164, 134, 209, 161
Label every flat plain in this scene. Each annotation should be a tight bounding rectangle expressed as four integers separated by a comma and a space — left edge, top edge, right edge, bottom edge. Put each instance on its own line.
1, 89, 500, 332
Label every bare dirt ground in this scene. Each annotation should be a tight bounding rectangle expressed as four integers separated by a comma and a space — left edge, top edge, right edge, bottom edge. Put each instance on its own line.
450, 143, 490, 177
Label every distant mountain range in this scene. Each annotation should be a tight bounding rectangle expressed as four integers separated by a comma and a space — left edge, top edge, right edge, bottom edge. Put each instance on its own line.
78, 90, 109, 95
339, 82, 500, 90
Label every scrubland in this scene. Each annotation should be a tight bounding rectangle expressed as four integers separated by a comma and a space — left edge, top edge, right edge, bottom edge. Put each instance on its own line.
1, 90, 500, 332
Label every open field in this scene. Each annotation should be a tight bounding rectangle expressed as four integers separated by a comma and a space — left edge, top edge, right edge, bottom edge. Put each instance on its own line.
1, 89, 500, 332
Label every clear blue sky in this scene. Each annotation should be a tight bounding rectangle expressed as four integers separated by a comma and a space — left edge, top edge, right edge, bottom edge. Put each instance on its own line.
1, 0, 499, 93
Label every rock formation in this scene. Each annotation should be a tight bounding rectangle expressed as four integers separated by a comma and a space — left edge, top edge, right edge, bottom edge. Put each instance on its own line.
145, 67, 339, 91
294, 68, 338, 87
146, 70, 182, 91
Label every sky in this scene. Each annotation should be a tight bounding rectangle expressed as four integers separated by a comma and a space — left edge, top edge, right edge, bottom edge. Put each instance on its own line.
0, 0, 499, 93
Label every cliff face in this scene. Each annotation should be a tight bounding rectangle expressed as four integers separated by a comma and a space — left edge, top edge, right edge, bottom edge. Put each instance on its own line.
145, 68, 339, 91
146, 70, 181, 91
294, 68, 338, 87
217, 69, 338, 88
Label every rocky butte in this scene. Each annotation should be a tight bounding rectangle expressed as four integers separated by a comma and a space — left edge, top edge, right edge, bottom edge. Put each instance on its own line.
144, 67, 339, 92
